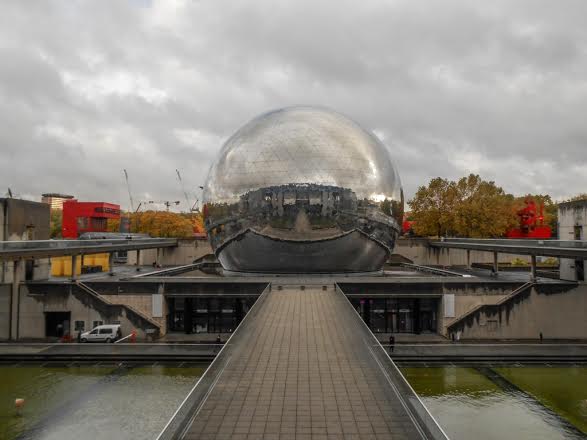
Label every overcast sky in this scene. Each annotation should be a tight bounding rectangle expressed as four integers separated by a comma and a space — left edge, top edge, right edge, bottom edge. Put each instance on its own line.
1, 0, 586, 211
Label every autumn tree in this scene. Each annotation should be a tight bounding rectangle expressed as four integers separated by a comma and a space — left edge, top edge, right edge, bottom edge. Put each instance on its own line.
408, 174, 518, 238
452, 175, 516, 238
106, 211, 196, 238
408, 177, 459, 237
50, 210, 62, 238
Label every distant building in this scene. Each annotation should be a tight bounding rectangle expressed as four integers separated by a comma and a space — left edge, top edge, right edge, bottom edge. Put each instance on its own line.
62, 200, 121, 238
41, 193, 74, 211
558, 199, 587, 281
0, 198, 51, 283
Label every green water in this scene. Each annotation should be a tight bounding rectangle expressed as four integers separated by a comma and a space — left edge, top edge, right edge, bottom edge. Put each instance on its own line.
0, 365, 205, 440
496, 366, 587, 434
402, 366, 587, 440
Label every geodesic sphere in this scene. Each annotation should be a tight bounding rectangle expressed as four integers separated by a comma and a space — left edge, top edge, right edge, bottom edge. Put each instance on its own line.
202, 106, 403, 273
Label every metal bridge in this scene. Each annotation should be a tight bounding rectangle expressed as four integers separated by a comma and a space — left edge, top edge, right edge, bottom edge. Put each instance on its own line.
430, 238, 587, 259
431, 238, 587, 280
0, 238, 178, 261
157, 284, 448, 440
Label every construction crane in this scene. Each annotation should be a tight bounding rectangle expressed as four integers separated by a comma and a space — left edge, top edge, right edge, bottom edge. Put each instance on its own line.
123, 169, 135, 212
147, 200, 181, 212
176, 169, 196, 212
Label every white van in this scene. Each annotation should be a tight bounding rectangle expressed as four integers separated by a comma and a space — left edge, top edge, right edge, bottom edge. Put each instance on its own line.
80, 324, 121, 343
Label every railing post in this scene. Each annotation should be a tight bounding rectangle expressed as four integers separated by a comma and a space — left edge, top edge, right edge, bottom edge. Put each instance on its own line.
71, 254, 78, 281
493, 251, 498, 277
531, 255, 537, 281
136, 249, 141, 269
108, 252, 114, 276
466, 249, 471, 270
10, 259, 21, 340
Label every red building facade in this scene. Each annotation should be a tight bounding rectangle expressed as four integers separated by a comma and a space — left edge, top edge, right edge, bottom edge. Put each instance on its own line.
62, 201, 121, 238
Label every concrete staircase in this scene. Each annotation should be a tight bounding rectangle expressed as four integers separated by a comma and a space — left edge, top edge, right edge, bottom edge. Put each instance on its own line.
447, 281, 534, 338
73, 281, 161, 337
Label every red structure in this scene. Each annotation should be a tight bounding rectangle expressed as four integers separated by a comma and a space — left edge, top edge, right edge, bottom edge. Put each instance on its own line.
402, 220, 415, 235
62, 201, 121, 238
506, 198, 551, 239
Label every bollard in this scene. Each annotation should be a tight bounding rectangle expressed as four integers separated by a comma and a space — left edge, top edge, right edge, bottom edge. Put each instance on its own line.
15, 398, 25, 416
130, 329, 137, 343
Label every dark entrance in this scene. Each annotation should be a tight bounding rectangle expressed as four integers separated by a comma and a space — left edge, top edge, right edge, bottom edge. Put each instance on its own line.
352, 297, 439, 334
45, 312, 71, 338
167, 297, 256, 334
576, 260, 585, 282
25, 260, 34, 281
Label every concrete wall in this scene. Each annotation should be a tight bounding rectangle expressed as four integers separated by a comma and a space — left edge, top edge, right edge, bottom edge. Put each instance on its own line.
558, 201, 587, 281
395, 238, 530, 266
0, 198, 51, 283
107, 294, 166, 331
12, 284, 156, 341
443, 287, 508, 335
126, 238, 212, 266
450, 284, 586, 340
0, 285, 10, 339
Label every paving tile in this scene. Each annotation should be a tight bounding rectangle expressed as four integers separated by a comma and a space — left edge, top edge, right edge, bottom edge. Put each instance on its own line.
183, 287, 423, 439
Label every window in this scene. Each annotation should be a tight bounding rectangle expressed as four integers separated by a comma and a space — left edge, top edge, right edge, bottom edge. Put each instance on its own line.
99, 328, 113, 334
91, 217, 107, 230
74, 321, 85, 331
92, 320, 103, 328
90, 329, 98, 335
77, 217, 89, 229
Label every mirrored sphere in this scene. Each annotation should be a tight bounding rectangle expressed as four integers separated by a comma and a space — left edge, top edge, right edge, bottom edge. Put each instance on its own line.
203, 106, 403, 273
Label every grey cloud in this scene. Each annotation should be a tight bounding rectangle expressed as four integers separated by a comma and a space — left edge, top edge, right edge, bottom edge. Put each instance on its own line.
1, 0, 586, 209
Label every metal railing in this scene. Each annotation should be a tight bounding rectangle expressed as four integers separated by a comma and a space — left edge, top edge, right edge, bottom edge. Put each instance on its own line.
0, 343, 221, 360
335, 284, 450, 440
401, 262, 472, 278
439, 238, 587, 249
155, 283, 272, 440
0, 238, 176, 251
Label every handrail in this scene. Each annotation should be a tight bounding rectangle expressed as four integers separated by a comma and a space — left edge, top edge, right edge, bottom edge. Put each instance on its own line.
75, 281, 161, 332
446, 281, 534, 333
155, 283, 271, 440
401, 262, 472, 278
335, 284, 449, 440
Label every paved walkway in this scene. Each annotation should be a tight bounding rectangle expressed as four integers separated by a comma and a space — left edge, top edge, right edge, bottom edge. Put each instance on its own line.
184, 286, 423, 440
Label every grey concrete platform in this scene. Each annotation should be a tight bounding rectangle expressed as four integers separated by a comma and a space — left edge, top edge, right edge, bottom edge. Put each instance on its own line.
182, 286, 433, 440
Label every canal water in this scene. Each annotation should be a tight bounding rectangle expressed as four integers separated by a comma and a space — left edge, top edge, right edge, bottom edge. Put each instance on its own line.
0, 364, 205, 440
2, 364, 586, 439
402, 365, 587, 440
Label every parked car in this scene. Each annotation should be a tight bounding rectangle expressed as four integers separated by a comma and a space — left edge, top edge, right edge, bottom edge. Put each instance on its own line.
80, 324, 121, 343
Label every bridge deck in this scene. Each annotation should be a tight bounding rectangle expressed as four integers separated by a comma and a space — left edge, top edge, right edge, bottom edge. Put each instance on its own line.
184, 286, 424, 440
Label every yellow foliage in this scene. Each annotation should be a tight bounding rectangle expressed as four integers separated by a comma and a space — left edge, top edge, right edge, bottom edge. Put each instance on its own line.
408, 174, 518, 238
107, 211, 196, 238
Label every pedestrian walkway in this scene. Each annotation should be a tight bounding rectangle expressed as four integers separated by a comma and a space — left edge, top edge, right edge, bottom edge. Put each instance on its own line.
182, 285, 440, 440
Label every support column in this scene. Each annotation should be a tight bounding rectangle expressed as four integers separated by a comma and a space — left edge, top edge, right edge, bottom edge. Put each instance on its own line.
10, 259, 21, 340
531, 255, 537, 281
156, 248, 161, 267
136, 249, 141, 267
108, 252, 114, 276
493, 251, 499, 277
466, 249, 471, 270
71, 255, 78, 281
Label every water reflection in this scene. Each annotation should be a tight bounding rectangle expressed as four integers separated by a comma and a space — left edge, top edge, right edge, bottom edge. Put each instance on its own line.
402, 366, 586, 440
0, 365, 205, 440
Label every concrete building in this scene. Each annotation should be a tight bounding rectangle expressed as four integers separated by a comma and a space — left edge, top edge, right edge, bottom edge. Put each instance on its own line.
1, 198, 51, 283
41, 193, 74, 210
1, 198, 51, 340
558, 199, 587, 281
